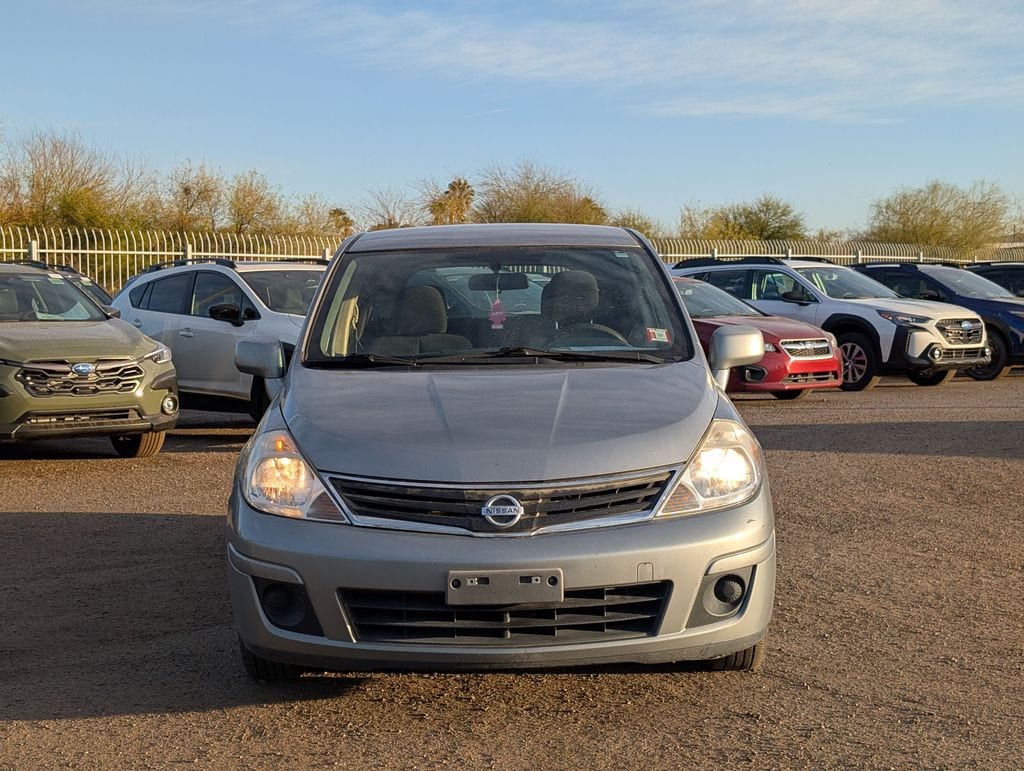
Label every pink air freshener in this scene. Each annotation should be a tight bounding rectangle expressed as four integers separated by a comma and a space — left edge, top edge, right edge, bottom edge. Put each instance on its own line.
489, 298, 507, 329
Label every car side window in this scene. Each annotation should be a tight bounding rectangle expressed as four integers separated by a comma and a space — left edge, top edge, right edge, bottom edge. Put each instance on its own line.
1007, 267, 1024, 296
753, 270, 802, 301
128, 282, 149, 308
880, 269, 925, 298
147, 274, 193, 314
703, 270, 750, 299
192, 271, 244, 317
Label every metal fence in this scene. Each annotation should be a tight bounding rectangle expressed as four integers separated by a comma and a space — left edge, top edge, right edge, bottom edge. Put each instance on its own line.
3, 227, 1024, 292
649, 238, 1024, 266
0, 227, 344, 292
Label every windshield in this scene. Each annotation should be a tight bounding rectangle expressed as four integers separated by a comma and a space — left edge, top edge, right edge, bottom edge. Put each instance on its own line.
306, 247, 691, 365
0, 273, 107, 322
674, 278, 762, 318
70, 276, 113, 306
241, 269, 324, 315
921, 266, 1015, 299
796, 266, 898, 299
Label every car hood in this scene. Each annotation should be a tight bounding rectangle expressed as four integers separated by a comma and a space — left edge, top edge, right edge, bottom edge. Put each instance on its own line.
0, 319, 155, 361
695, 315, 828, 342
842, 297, 979, 319
958, 296, 1024, 316
283, 360, 718, 483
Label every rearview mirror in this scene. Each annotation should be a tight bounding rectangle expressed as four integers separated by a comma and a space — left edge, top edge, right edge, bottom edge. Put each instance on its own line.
236, 335, 286, 380
467, 273, 530, 291
709, 326, 765, 390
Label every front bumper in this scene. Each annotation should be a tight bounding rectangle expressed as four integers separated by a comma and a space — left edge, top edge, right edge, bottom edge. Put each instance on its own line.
884, 325, 990, 372
227, 486, 776, 671
730, 352, 842, 393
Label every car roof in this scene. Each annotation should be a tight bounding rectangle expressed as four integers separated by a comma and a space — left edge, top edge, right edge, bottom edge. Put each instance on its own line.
0, 263, 49, 276
231, 261, 326, 272
345, 224, 642, 252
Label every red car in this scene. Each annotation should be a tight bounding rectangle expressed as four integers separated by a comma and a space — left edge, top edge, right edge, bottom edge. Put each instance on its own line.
674, 277, 843, 400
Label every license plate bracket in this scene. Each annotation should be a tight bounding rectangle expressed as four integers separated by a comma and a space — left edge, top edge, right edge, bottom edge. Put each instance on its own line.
446, 568, 564, 606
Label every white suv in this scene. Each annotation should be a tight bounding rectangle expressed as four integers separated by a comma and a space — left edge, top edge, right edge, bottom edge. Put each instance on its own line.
112, 258, 326, 416
673, 258, 989, 390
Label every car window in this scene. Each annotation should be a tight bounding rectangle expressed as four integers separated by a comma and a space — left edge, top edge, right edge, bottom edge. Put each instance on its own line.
309, 246, 691, 364
795, 266, 897, 299
147, 274, 192, 314
240, 270, 324, 315
702, 270, 750, 299
877, 269, 932, 299
0, 273, 107, 322
129, 282, 149, 308
752, 270, 802, 301
920, 265, 1014, 299
1008, 267, 1024, 296
192, 271, 245, 317
673, 278, 762, 318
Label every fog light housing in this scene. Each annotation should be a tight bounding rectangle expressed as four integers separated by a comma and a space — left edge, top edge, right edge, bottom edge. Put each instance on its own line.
930, 347, 943, 361
253, 578, 324, 636
161, 394, 179, 415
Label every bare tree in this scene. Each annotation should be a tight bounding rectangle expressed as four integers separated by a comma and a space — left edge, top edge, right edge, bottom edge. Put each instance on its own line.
163, 161, 225, 231
608, 209, 668, 238
226, 169, 283, 234
472, 161, 606, 224
862, 180, 1014, 251
360, 187, 422, 231
678, 195, 806, 240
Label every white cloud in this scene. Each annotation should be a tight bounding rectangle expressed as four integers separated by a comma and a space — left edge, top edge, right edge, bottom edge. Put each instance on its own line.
114, 0, 1024, 123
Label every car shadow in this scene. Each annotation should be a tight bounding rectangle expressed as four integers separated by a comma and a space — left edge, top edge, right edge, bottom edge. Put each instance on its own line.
754, 420, 1024, 459
0, 511, 363, 720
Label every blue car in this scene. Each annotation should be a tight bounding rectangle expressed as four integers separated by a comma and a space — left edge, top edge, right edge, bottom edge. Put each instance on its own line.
854, 262, 1024, 380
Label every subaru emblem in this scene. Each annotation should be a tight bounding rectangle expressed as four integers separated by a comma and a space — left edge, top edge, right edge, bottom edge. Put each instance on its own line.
480, 494, 525, 528
960, 320, 973, 330
71, 362, 97, 376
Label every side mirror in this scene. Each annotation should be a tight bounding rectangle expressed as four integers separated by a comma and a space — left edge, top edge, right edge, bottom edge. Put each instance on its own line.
1015, 288, 1024, 298
709, 326, 765, 390
781, 289, 814, 305
209, 302, 243, 326
236, 335, 286, 380
102, 305, 121, 319
918, 290, 941, 301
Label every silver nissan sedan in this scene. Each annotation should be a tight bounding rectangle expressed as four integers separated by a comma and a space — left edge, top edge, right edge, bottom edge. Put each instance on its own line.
228, 223, 775, 680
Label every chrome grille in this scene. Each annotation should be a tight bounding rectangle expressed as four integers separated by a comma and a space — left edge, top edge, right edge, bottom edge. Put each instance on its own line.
340, 582, 671, 646
16, 359, 144, 397
936, 347, 988, 362
329, 470, 675, 535
781, 371, 839, 384
936, 319, 983, 345
780, 338, 833, 358
17, 409, 141, 431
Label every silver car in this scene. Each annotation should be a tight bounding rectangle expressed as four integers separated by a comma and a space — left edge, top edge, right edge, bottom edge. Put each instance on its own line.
228, 224, 775, 680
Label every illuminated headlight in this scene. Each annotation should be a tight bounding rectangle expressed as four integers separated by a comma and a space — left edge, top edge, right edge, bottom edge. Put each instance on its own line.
658, 420, 764, 517
877, 310, 929, 325
764, 342, 778, 352
243, 430, 347, 522
143, 343, 172, 364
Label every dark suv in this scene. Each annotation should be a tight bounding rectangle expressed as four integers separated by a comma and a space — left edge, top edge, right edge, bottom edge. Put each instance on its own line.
854, 262, 1024, 380
967, 262, 1024, 298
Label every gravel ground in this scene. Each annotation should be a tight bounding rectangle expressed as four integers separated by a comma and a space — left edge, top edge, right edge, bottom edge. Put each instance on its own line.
1, 375, 1022, 769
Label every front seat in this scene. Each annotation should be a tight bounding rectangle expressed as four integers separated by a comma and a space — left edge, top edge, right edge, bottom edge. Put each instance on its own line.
540, 271, 627, 346
370, 286, 472, 355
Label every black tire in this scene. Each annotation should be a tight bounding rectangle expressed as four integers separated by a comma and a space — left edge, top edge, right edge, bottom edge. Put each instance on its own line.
837, 332, 881, 391
110, 431, 165, 458
906, 369, 956, 387
238, 636, 299, 683
707, 640, 766, 672
966, 328, 1011, 381
770, 389, 810, 401
248, 378, 271, 423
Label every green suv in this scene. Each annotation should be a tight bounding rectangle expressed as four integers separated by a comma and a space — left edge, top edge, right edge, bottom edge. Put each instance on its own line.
0, 263, 179, 457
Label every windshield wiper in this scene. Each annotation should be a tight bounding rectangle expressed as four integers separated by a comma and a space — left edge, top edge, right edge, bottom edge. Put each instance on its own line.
414, 347, 670, 364
307, 352, 420, 368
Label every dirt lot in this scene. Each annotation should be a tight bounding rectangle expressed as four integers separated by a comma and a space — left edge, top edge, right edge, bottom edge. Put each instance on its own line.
1, 376, 1022, 769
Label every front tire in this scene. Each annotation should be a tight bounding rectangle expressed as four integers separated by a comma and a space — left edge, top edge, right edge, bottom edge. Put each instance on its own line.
706, 640, 766, 671
110, 431, 166, 458
771, 389, 810, 401
837, 332, 881, 391
906, 369, 956, 387
966, 328, 1011, 381
239, 636, 299, 683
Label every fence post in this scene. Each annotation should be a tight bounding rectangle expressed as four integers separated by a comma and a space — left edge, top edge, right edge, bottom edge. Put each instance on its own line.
183, 243, 192, 263
785, 247, 792, 260
711, 247, 718, 260
322, 248, 330, 260
918, 251, 924, 263
855, 249, 862, 264
28, 239, 39, 263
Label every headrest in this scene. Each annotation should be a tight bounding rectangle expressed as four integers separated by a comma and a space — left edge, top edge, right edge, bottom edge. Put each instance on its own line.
0, 287, 18, 315
541, 271, 599, 324
395, 286, 447, 335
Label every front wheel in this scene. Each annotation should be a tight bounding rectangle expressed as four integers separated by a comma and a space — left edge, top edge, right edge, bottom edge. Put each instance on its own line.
966, 329, 1011, 381
837, 332, 881, 391
770, 389, 810, 401
239, 636, 300, 683
110, 431, 166, 458
706, 640, 766, 671
906, 369, 956, 387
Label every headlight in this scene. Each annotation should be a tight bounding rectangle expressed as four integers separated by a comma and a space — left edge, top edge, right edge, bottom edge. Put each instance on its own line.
657, 420, 764, 517
144, 343, 172, 364
243, 430, 347, 521
823, 331, 838, 347
876, 310, 929, 325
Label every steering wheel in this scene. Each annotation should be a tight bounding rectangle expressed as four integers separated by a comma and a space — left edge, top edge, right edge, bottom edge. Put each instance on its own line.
548, 323, 630, 346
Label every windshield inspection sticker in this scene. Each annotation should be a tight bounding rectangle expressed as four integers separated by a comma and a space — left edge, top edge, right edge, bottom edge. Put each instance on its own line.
489, 298, 506, 329
646, 328, 670, 343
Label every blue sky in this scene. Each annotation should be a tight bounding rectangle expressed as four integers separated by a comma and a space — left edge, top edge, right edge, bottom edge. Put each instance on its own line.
3, 0, 1023, 232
